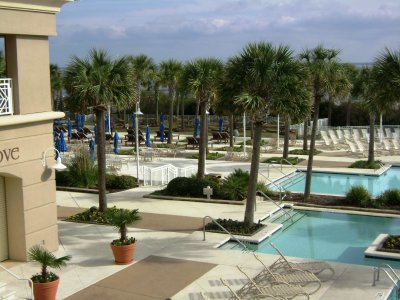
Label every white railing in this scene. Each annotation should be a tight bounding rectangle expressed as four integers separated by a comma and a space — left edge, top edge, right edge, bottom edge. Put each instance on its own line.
0, 78, 13, 116
143, 164, 197, 186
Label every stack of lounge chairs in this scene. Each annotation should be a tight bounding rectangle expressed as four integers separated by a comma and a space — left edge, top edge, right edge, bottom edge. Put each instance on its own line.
199, 243, 334, 300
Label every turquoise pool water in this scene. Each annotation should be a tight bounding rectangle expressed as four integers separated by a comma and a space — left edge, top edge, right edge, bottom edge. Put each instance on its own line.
275, 166, 400, 197
230, 210, 400, 268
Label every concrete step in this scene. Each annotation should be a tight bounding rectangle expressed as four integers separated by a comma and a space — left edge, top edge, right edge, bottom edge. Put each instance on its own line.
0, 282, 16, 299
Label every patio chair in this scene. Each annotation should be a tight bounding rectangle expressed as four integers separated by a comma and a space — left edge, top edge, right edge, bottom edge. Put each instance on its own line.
361, 128, 369, 142
185, 136, 199, 148
352, 128, 361, 140
335, 129, 344, 140
342, 129, 352, 140
212, 131, 223, 143
385, 128, 393, 139
221, 277, 305, 300
392, 138, 400, 151
248, 258, 321, 295
327, 129, 340, 145
319, 131, 335, 149
394, 128, 400, 140
268, 243, 334, 281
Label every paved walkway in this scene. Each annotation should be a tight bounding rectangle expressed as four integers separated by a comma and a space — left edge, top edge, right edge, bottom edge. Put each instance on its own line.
2, 151, 400, 299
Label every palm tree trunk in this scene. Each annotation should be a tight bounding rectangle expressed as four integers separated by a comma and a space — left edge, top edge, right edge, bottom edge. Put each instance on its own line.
120, 224, 127, 241
181, 94, 185, 131
302, 117, 308, 151
304, 95, 321, 201
197, 100, 207, 179
229, 114, 234, 147
168, 89, 174, 144
283, 116, 290, 159
195, 99, 200, 118
368, 114, 376, 163
95, 105, 107, 212
327, 95, 333, 126
346, 96, 352, 126
244, 119, 263, 226
155, 85, 159, 126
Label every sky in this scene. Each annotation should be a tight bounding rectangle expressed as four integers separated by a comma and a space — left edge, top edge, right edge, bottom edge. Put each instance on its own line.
49, 0, 400, 67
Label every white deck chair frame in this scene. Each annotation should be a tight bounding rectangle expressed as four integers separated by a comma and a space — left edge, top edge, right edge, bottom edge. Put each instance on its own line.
268, 243, 335, 281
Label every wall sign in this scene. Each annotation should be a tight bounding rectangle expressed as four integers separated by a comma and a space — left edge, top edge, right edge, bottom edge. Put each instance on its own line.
0, 147, 20, 163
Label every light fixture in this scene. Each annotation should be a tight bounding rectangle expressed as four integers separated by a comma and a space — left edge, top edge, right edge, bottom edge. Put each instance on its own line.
41, 147, 67, 171
135, 102, 143, 184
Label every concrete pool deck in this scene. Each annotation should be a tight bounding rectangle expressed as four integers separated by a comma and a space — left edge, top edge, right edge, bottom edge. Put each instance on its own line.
1, 151, 400, 299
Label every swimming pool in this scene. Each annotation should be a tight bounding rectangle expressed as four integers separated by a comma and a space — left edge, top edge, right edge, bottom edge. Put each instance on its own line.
228, 210, 400, 268
274, 166, 400, 197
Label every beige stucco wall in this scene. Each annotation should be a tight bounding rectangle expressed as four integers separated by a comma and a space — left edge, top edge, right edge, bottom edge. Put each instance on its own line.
0, 0, 72, 261
5, 35, 52, 114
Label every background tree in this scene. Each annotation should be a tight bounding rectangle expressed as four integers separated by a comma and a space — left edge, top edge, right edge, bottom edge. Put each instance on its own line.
0, 50, 5, 77
64, 49, 133, 211
50, 64, 64, 111
129, 54, 155, 112
159, 59, 182, 144
231, 42, 308, 226
300, 45, 342, 202
185, 58, 223, 178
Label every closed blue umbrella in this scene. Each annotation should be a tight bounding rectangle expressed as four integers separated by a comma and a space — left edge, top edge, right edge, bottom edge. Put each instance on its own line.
89, 138, 95, 161
105, 114, 110, 133
81, 114, 85, 129
59, 131, 68, 153
219, 116, 224, 132
54, 137, 62, 159
160, 113, 165, 142
194, 117, 200, 137
132, 112, 136, 129
113, 131, 119, 154
67, 118, 72, 139
56, 118, 61, 126
145, 126, 151, 147
76, 114, 81, 132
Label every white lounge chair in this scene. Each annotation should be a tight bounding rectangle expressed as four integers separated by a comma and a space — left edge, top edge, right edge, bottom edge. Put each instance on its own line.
250, 258, 321, 295
345, 139, 364, 157
320, 131, 334, 148
328, 130, 340, 145
336, 129, 344, 140
385, 128, 393, 139
361, 128, 369, 142
268, 243, 335, 281
392, 138, 400, 151
394, 128, 400, 140
342, 129, 352, 140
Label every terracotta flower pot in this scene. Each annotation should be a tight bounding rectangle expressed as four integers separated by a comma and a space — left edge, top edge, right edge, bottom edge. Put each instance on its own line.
110, 242, 135, 265
33, 277, 60, 300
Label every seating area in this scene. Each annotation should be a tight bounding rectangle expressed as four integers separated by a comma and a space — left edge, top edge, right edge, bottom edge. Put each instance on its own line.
319, 127, 400, 156
212, 131, 231, 143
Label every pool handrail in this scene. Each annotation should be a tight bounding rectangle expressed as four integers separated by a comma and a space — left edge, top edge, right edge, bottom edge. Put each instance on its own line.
256, 190, 294, 223
372, 264, 400, 288
203, 216, 251, 252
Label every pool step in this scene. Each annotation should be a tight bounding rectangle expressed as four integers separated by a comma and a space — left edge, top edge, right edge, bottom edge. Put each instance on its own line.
0, 282, 16, 299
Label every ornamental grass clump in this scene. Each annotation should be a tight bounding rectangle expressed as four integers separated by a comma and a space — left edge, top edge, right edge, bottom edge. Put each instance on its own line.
345, 185, 372, 207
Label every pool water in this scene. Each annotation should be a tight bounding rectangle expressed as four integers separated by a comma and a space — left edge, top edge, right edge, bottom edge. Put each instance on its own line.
275, 166, 400, 197
231, 210, 400, 268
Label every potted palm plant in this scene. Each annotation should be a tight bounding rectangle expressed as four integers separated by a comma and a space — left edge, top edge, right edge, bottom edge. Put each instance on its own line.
105, 207, 141, 264
28, 245, 71, 300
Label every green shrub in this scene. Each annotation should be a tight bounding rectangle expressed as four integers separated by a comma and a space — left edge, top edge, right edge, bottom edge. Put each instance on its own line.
262, 157, 301, 165
55, 170, 72, 187
345, 185, 372, 207
163, 176, 222, 198
205, 218, 263, 235
376, 189, 400, 206
289, 149, 321, 155
220, 169, 249, 200
349, 160, 383, 169
106, 174, 137, 189
190, 152, 224, 160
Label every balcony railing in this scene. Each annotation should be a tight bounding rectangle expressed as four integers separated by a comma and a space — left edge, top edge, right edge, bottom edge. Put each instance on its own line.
0, 78, 13, 116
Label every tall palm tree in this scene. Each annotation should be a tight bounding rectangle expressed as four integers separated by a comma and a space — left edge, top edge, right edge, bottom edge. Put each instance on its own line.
159, 59, 182, 144
64, 49, 133, 211
231, 42, 308, 226
149, 65, 161, 125
185, 58, 223, 178
129, 54, 155, 111
374, 48, 400, 108
50, 64, 63, 111
300, 45, 342, 202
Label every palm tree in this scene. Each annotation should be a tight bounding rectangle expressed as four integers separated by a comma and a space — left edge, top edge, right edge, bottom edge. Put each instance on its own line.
300, 45, 342, 202
231, 42, 308, 226
129, 54, 155, 111
64, 49, 133, 212
185, 58, 223, 178
105, 208, 141, 243
50, 64, 63, 111
159, 59, 182, 144
28, 245, 71, 282
374, 48, 400, 108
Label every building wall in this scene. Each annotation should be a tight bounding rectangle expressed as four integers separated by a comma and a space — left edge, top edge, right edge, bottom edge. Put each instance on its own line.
0, 0, 72, 261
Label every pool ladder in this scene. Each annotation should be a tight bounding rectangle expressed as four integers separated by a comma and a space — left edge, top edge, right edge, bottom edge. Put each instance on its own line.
372, 264, 400, 288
